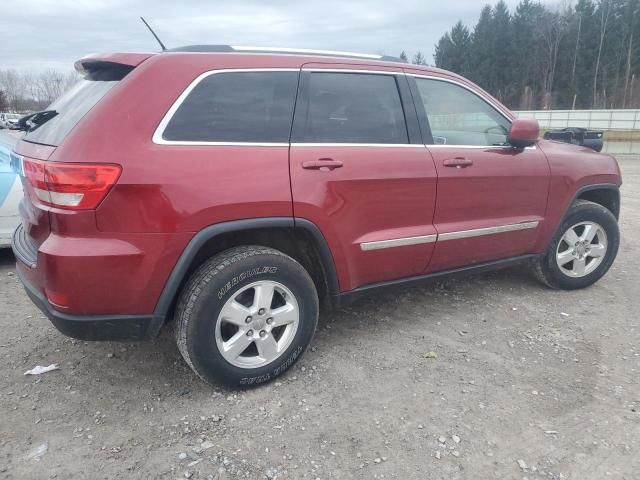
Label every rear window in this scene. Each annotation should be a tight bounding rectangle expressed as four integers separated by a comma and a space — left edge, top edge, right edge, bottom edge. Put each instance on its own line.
160, 71, 299, 143
24, 67, 128, 146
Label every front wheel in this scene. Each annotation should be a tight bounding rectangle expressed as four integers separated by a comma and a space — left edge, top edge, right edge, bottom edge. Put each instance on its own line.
175, 246, 318, 387
534, 199, 619, 290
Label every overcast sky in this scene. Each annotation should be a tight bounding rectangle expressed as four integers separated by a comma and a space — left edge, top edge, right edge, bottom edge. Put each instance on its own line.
1, 0, 551, 72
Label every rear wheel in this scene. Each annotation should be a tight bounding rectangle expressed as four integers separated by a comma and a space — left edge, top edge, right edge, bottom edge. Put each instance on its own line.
175, 246, 318, 387
534, 200, 619, 290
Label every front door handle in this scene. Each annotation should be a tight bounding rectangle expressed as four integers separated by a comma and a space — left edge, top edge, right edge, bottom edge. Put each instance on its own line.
443, 157, 473, 168
302, 158, 344, 171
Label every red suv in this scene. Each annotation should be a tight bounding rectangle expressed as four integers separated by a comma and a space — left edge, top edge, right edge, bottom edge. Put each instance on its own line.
11, 46, 621, 386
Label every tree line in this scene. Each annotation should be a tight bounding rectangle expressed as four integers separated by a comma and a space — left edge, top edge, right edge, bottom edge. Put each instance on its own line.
405, 0, 640, 110
3, 2, 639, 113
0, 69, 78, 113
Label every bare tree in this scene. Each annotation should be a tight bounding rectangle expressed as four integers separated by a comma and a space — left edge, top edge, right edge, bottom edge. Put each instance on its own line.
593, 0, 612, 108
571, 14, 582, 90
0, 70, 26, 111
622, 30, 635, 107
38, 69, 66, 104
538, 6, 569, 109
0, 90, 8, 111
0, 68, 78, 112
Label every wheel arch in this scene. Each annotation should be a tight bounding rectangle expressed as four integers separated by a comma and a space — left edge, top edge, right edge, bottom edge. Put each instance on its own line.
149, 218, 339, 336
544, 183, 620, 252
575, 184, 620, 220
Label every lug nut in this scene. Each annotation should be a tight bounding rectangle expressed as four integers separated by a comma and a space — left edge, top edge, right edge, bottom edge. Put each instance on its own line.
266, 317, 273, 325
246, 329, 254, 336
258, 308, 266, 315
259, 330, 266, 337
245, 316, 252, 323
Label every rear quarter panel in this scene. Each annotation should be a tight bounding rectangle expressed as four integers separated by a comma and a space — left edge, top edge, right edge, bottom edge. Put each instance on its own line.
51, 54, 304, 234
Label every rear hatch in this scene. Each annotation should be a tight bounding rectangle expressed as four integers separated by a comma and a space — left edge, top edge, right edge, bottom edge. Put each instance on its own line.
13, 54, 151, 256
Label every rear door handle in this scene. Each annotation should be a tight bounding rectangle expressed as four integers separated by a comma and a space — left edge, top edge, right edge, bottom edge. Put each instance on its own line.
443, 157, 473, 168
302, 158, 344, 171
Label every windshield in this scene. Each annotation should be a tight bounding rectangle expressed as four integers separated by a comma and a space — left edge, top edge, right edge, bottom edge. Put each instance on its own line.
7, 114, 20, 120
23, 78, 118, 146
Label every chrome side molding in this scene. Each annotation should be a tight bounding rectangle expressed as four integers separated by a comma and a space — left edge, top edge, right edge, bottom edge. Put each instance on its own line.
360, 234, 438, 251
360, 221, 539, 251
437, 221, 539, 241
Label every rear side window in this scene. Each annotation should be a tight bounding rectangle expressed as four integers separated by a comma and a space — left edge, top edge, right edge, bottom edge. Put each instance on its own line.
295, 72, 408, 144
161, 71, 299, 143
24, 67, 126, 146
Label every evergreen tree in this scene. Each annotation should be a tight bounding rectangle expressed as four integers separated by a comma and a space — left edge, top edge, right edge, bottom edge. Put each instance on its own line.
511, 0, 546, 108
431, 0, 640, 109
490, 1, 512, 103
469, 5, 495, 92
399, 51, 408, 62
434, 21, 471, 76
413, 51, 428, 65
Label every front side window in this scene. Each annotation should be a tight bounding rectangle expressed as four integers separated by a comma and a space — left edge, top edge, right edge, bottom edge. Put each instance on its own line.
296, 72, 408, 144
162, 71, 298, 143
415, 78, 510, 146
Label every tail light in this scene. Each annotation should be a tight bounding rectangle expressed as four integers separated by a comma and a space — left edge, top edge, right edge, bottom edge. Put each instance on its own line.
23, 159, 121, 210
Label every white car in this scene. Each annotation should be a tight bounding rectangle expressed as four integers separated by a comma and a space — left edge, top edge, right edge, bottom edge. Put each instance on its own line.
0, 113, 22, 130
0, 132, 22, 247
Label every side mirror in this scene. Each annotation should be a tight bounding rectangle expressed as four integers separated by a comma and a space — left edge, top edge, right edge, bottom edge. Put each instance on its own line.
508, 118, 539, 148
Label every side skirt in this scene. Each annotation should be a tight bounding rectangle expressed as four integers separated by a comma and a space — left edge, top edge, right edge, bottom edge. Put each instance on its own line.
332, 254, 539, 307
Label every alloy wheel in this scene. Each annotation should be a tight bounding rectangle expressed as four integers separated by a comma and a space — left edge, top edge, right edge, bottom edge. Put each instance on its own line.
555, 221, 608, 278
214, 281, 300, 368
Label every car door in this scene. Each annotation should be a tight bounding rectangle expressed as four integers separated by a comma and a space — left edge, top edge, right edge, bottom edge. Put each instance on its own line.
289, 64, 438, 291
406, 72, 550, 272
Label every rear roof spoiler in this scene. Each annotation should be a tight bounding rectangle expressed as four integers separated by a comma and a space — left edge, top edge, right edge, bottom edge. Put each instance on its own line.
74, 53, 155, 75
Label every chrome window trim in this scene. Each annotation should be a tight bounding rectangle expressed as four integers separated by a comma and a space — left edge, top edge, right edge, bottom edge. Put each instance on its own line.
153, 67, 520, 148
359, 221, 539, 251
291, 143, 423, 148
152, 68, 300, 146
153, 140, 290, 147
360, 234, 437, 251
437, 221, 539, 241
428, 144, 537, 150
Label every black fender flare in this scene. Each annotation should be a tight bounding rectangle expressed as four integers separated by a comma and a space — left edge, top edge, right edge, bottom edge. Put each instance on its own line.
573, 183, 620, 217
148, 217, 339, 336
545, 183, 620, 250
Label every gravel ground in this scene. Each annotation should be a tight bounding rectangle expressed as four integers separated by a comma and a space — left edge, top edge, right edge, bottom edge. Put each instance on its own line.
1, 157, 639, 480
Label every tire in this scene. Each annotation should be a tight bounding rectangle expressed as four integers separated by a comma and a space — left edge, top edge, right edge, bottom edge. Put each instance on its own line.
175, 245, 318, 387
534, 199, 619, 290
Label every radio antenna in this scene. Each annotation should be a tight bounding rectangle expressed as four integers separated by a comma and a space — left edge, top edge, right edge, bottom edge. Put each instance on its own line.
140, 16, 167, 51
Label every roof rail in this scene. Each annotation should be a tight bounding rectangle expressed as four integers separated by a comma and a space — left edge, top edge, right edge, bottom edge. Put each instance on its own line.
164, 45, 406, 63
166, 45, 234, 53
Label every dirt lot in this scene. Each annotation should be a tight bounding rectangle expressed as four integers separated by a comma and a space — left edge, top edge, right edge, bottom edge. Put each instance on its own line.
1, 157, 639, 480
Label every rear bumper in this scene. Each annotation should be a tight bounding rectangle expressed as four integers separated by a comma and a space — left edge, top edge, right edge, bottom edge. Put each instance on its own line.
10, 220, 191, 317
15, 266, 157, 341
12, 223, 161, 341
12, 222, 37, 267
